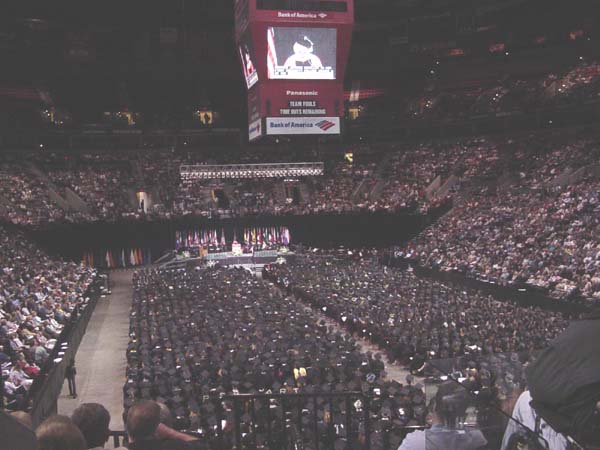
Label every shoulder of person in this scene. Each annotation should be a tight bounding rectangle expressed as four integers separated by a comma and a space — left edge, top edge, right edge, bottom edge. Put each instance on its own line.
398, 429, 425, 450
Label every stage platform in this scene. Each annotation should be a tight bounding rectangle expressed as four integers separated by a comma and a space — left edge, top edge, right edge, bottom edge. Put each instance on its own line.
159, 249, 293, 274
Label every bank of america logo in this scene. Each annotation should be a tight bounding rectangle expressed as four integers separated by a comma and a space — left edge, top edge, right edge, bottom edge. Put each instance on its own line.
316, 120, 335, 131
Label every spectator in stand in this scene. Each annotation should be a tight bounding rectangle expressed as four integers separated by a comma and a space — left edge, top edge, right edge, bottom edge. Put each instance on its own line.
0, 226, 95, 410
0, 161, 66, 226
404, 175, 600, 301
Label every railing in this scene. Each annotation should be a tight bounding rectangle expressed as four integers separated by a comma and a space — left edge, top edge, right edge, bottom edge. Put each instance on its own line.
218, 392, 370, 450
180, 162, 325, 180
26, 277, 103, 427
116, 392, 427, 450
108, 430, 128, 448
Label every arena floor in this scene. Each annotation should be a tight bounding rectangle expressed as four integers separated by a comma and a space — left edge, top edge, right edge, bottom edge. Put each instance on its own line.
58, 270, 133, 432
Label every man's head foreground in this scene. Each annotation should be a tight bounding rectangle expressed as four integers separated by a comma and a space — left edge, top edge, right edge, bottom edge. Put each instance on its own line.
126, 400, 161, 443
36, 415, 87, 450
71, 403, 111, 449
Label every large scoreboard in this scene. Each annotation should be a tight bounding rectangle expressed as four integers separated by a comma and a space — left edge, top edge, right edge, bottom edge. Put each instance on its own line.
235, 0, 354, 140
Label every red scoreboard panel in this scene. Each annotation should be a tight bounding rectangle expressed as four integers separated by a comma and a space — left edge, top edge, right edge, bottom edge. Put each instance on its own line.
235, 0, 354, 140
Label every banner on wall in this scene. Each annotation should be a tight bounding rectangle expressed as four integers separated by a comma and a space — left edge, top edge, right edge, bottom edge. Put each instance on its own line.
266, 116, 340, 135
248, 117, 263, 141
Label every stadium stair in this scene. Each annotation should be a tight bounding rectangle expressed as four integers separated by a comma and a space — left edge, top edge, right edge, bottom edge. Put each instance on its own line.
365, 151, 395, 203
0, 193, 10, 217
424, 175, 442, 199
434, 174, 460, 199
548, 164, 600, 188
25, 163, 73, 211
350, 177, 368, 203
275, 181, 288, 205
62, 187, 92, 213
495, 171, 518, 192
547, 167, 575, 188
297, 182, 310, 204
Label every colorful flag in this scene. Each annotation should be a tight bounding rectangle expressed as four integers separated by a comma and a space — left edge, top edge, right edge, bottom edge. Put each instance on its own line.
282, 228, 290, 246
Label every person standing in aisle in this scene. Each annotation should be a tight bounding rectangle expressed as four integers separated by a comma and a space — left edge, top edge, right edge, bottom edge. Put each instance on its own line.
66, 358, 78, 399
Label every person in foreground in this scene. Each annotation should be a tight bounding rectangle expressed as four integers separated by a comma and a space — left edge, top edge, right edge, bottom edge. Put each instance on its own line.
501, 390, 567, 450
126, 400, 207, 450
36, 415, 87, 450
71, 402, 127, 450
398, 388, 487, 450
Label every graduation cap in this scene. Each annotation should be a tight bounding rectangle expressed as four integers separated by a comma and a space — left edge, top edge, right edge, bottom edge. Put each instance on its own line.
206, 415, 218, 428
188, 399, 200, 413
347, 380, 359, 391
174, 406, 187, 419
140, 387, 152, 398
387, 384, 400, 397
332, 413, 345, 427
202, 402, 215, 414
413, 405, 427, 419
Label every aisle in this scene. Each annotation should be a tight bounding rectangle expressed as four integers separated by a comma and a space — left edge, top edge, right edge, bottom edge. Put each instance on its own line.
267, 282, 423, 388
58, 270, 133, 431
309, 306, 417, 385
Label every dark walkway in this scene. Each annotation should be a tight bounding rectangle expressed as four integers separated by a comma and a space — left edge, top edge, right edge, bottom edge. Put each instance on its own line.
58, 270, 133, 432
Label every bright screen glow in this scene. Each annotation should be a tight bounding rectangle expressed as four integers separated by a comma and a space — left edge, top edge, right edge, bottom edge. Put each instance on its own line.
267, 27, 336, 80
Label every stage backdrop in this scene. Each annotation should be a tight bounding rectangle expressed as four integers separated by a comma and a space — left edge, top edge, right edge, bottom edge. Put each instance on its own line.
25, 211, 434, 263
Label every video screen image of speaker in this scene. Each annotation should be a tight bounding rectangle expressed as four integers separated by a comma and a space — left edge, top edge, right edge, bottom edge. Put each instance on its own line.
267, 27, 336, 80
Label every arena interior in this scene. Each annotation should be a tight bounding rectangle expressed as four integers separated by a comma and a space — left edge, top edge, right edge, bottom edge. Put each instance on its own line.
1, 0, 600, 449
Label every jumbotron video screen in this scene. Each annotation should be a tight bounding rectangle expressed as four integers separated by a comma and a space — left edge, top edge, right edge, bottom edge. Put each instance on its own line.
267, 27, 337, 80
235, 0, 352, 139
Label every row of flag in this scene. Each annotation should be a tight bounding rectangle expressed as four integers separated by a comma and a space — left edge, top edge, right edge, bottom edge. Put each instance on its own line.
82, 248, 152, 269
175, 229, 227, 250
242, 226, 290, 247
175, 226, 291, 250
